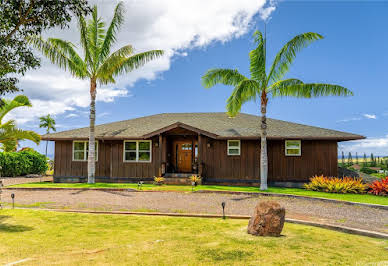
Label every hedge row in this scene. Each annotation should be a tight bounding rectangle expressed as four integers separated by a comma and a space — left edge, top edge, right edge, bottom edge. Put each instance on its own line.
0, 150, 48, 177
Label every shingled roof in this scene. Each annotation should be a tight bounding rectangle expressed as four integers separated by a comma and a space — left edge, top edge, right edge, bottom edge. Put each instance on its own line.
42, 112, 364, 141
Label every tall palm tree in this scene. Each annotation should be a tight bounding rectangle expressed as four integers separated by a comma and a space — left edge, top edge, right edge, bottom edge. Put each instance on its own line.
29, 2, 164, 183
39, 114, 56, 157
0, 95, 40, 152
202, 30, 353, 190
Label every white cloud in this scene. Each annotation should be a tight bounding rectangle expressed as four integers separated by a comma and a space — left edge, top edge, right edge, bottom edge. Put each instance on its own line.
339, 135, 388, 156
13, 0, 275, 126
65, 113, 79, 118
259, 0, 278, 21
336, 117, 362, 123
363, 114, 377, 119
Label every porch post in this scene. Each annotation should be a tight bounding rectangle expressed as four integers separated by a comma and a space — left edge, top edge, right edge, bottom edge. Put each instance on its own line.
198, 134, 202, 176
159, 134, 163, 176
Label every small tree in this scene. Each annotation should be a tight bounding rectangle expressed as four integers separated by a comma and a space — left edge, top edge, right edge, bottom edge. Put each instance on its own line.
39, 114, 56, 158
347, 152, 353, 166
341, 151, 345, 167
363, 153, 367, 167
370, 153, 376, 167
355, 152, 358, 165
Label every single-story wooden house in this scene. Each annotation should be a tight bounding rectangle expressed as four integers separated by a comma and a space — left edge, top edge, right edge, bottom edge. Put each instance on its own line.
43, 113, 364, 186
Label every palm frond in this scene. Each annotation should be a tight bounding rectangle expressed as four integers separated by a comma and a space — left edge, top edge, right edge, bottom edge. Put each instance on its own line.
272, 83, 353, 98
268, 32, 323, 83
202, 69, 247, 88
28, 36, 89, 78
99, 2, 125, 62
226, 79, 260, 116
96, 45, 133, 83
78, 15, 92, 66
87, 5, 106, 71
0, 95, 31, 123
269, 79, 304, 96
99, 50, 164, 84
249, 30, 266, 85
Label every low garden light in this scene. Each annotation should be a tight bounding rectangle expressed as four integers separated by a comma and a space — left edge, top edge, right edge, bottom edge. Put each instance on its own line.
11, 193, 15, 209
221, 202, 226, 219
191, 181, 195, 192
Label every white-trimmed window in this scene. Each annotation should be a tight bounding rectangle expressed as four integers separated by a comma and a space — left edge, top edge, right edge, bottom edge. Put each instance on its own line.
124, 140, 152, 162
73, 141, 98, 161
227, 140, 241, 156
285, 140, 301, 156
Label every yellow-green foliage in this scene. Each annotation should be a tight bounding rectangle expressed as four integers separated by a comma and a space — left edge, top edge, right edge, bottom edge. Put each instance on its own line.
189, 174, 201, 183
304, 175, 367, 194
153, 176, 165, 184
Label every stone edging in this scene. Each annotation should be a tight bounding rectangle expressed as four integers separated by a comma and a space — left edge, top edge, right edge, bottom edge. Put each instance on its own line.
4, 187, 387, 210
13, 207, 388, 239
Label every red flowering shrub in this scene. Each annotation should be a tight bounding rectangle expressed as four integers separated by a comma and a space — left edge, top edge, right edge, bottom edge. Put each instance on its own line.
368, 177, 388, 196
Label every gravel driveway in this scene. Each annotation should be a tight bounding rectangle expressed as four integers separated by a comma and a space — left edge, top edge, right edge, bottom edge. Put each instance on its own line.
2, 189, 387, 233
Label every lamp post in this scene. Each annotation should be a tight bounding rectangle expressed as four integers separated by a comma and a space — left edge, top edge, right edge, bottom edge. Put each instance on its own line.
221, 202, 226, 219
11, 193, 15, 209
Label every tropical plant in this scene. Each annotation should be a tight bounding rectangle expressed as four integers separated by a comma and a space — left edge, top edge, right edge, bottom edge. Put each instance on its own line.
39, 114, 56, 157
190, 174, 201, 185
154, 176, 165, 185
29, 2, 164, 183
368, 177, 388, 196
202, 30, 353, 190
0, 95, 40, 152
304, 175, 367, 194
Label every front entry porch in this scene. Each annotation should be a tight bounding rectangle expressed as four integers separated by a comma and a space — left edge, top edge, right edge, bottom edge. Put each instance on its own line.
149, 123, 208, 180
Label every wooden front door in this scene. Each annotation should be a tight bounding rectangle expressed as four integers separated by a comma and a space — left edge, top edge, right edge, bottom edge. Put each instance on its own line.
175, 141, 192, 172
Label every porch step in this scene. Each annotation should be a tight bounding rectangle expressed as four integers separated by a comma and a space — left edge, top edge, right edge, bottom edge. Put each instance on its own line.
164, 173, 193, 178
163, 178, 192, 185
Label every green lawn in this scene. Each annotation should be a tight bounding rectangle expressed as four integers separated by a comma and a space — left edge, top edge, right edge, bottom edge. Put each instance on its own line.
9, 182, 388, 205
0, 209, 386, 265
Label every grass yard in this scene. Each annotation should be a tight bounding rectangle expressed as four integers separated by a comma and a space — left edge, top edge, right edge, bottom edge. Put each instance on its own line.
0, 209, 387, 265
9, 182, 388, 206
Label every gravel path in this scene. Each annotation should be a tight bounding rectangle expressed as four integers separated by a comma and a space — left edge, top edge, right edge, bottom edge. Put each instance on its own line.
2, 189, 387, 233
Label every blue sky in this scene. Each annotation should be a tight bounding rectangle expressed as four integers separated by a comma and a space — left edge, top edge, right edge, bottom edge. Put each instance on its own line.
12, 0, 388, 157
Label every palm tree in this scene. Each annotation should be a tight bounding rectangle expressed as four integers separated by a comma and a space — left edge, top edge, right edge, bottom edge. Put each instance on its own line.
202, 30, 353, 190
0, 95, 40, 152
29, 2, 164, 183
39, 114, 56, 157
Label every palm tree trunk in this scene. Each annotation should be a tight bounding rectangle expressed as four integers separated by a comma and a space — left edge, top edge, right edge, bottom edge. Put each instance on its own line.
87, 78, 97, 184
45, 140, 48, 158
260, 96, 268, 191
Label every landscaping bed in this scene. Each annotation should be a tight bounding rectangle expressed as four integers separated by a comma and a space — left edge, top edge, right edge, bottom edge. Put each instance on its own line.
0, 209, 387, 265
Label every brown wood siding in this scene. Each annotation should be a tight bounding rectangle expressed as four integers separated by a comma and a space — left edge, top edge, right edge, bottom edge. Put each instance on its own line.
54, 139, 159, 179
54, 138, 338, 182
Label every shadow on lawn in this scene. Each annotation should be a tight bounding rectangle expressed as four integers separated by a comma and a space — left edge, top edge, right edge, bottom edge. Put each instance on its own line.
0, 215, 33, 233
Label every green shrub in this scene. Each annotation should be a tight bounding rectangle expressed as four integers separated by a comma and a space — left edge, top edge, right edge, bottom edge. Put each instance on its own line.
360, 167, 377, 175
0, 150, 48, 177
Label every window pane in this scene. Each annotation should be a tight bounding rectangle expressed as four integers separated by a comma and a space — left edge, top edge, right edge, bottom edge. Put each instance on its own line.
125, 151, 137, 161
138, 152, 150, 161
74, 142, 85, 151
286, 149, 300, 155
74, 151, 85, 160
229, 141, 239, 147
228, 148, 240, 155
286, 141, 300, 148
139, 141, 150, 151
125, 142, 136, 151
